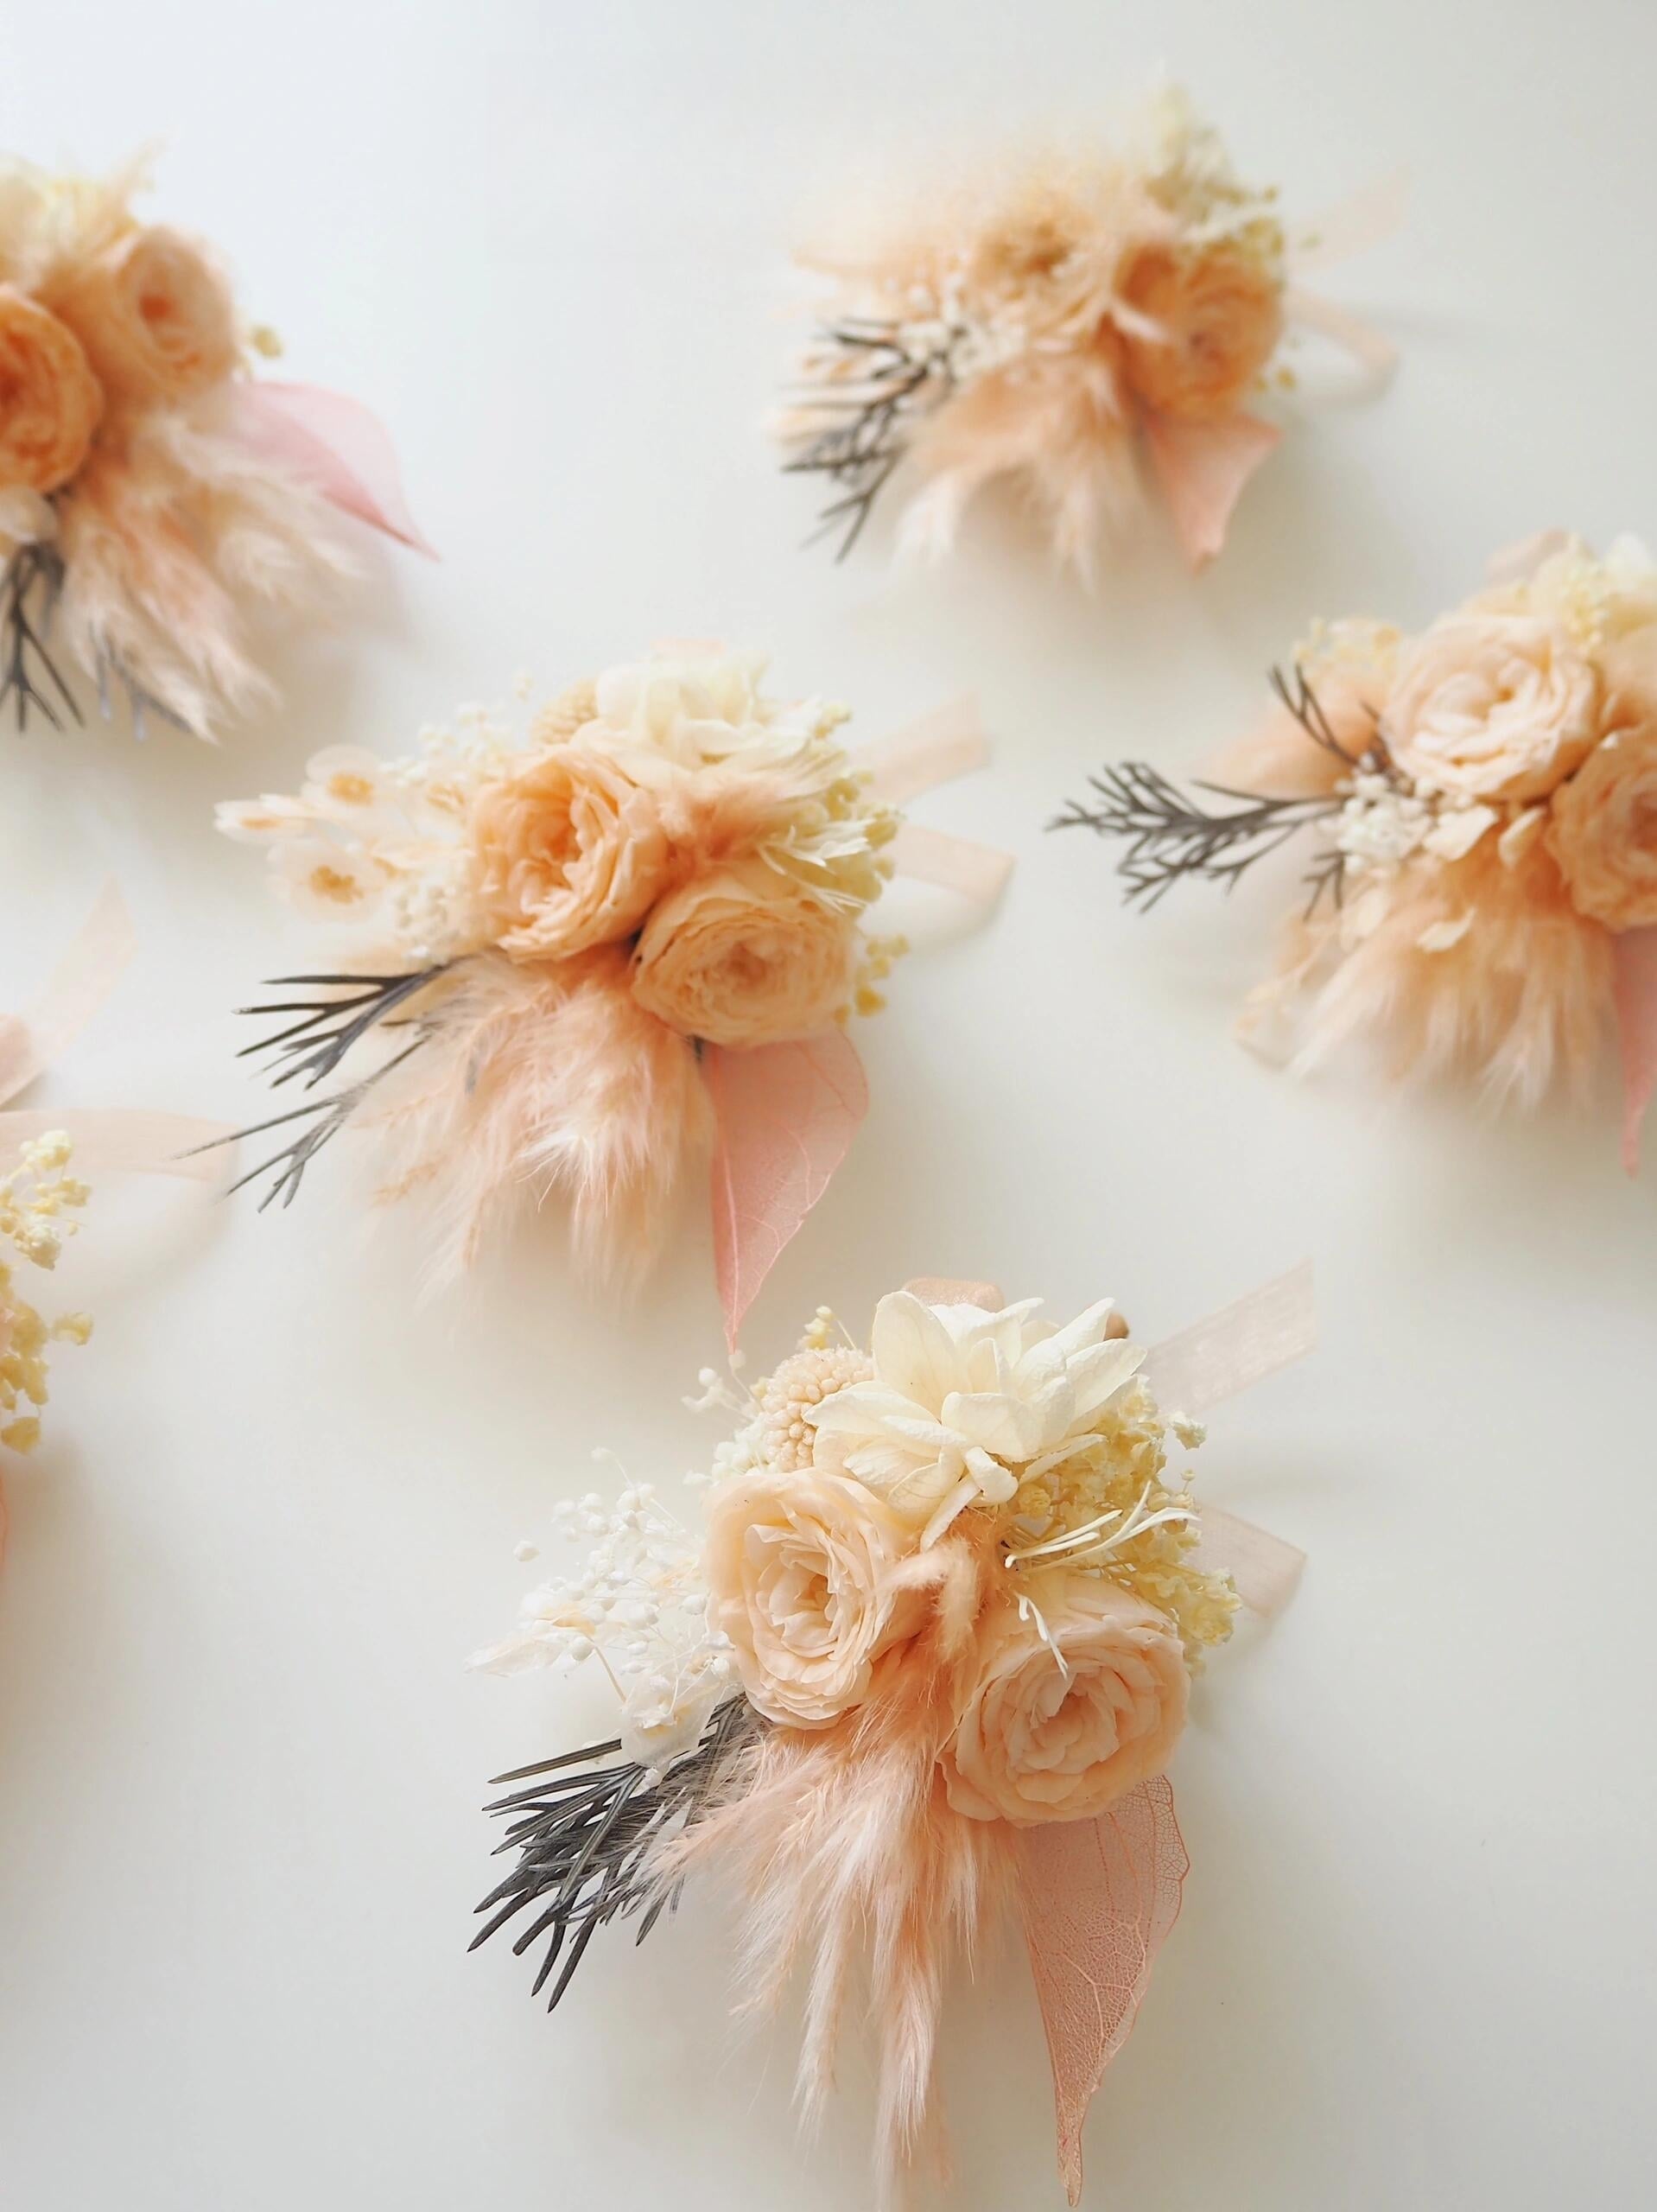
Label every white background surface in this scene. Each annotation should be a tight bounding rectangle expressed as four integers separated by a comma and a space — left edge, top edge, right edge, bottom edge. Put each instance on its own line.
3, 5, 1654, 2208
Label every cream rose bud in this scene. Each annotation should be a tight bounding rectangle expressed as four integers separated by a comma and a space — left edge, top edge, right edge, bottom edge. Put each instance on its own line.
1385, 614, 1600, 803
471, 743, 673, 961
49, 227, 239, 408
703, 1468, 926, 1728
943, 1574, 1188, 1827
0, 287, 103, 495
631, 858, 856, 1048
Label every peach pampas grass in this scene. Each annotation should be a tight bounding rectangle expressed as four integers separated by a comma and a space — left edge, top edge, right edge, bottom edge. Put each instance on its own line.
660, 1529, 1015, 2203
56, 398, 354, 735
1254, 830, 1614, 1109
366, 949, 709, 1291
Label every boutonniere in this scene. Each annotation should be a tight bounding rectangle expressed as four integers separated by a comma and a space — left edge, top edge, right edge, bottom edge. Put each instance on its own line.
778, 84, 1398, 573
213, 647, 1009, 1339
472, 1267, 1311, 2202
0, 152, 427, 739
1057, 531, 1657, 1166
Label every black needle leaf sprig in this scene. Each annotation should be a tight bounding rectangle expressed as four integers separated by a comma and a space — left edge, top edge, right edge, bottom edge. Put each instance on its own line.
1, 542, 79, 732
1053, 669, 1396, 916
472, 1696, 760, 2013
1051, 763, 1342, 909
2, 541, 192, 738
205, 965, 450, 1211
783, 316, 966, 560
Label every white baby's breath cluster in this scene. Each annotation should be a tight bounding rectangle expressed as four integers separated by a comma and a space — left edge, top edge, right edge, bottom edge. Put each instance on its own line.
0, 1132, 92, 1454
469, 1465, 734, 1778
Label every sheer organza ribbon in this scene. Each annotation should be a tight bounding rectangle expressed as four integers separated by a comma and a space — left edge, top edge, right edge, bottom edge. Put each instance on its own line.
0, 882, 234, 1174
706, 702, 1012, 1348
915, 1264, 1312, 2202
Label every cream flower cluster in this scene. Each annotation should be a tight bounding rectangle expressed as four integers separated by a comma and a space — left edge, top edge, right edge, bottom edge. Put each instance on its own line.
1304, 534, 1657, 948
219, 645, 905, 1046
0, 1132, 92, 1454
495, 1288, 1236, 1829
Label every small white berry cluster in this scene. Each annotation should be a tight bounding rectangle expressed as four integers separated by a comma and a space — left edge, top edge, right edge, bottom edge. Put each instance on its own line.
473, 1456, 734, 1777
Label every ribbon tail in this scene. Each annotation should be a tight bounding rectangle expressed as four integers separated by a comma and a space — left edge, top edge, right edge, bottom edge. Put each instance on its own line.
1140, 410, 1280, 570
1190, 1503, 1305, 1617
1287, 169, 1409, 274
1016, 1777, 1189, 2206
0, 880, 136, 1106
1144, 1259, 1315, 1415
1612, 927, 1657, 1174
704, 1030, 868, 1351
1283, 287, 1400, 389
225, 382, 435, 556
888, 822, 1013, 904
860, 695, 990, 804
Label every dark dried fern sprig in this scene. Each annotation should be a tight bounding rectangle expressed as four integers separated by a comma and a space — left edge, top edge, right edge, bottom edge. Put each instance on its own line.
188, 965, 452, 1209
472, 1695, 760, 2013
1051, 761, 1341, 908
783, 316, 965, 559
236, 966, 451, 1093
1, 542, 80, 732
1051, 668, 1399, 913
213, 1038, 428, 1211
2, 540, 193, 738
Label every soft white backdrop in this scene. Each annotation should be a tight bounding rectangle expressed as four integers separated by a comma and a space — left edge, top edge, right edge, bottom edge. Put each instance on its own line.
2, 4, 1653, 2207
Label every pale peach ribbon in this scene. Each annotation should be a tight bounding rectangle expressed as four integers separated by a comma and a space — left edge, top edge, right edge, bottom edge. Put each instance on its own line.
1285, 169, 1406, 385
0, 884, 234, 1176
863, 695, 1015, 903
910, 1266, 1312, 2202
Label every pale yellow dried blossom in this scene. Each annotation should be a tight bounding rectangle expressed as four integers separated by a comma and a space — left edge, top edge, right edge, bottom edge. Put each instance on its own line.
0, 1133, 92, 1453
1474, 531, 1657, 654
1002, 1375, 1238, 1667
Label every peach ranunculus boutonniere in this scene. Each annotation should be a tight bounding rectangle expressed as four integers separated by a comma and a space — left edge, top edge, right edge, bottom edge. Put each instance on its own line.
1056, 531, 1657, 1173
209, 648, 1011, 1340
469, 1268, 1312, 2205
0, 153, 428, 741
777, 83, 1400, 575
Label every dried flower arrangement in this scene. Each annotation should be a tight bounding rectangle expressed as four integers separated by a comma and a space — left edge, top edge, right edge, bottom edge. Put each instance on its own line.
1057, 532, 1657, 1165
0, 152, 426, 739
777, 84, 1397, 573
471, 1269, 1311, 2204
215, 646, 1008, 1339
